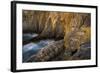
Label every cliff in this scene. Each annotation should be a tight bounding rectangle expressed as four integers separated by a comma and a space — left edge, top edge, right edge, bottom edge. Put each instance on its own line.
23, 10, 91, 62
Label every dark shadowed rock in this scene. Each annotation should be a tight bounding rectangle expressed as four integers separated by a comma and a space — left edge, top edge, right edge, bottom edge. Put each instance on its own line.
39, 18, 55, 38
69, 42, 91, 60
54, 17, 64, 39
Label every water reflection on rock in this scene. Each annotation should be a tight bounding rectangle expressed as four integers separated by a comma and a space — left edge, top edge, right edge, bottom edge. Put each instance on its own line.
23, 34, 55, 62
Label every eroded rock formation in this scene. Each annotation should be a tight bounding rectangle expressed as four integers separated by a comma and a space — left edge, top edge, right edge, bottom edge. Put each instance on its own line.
23, 10, 91, 62
26, 40, 64, 62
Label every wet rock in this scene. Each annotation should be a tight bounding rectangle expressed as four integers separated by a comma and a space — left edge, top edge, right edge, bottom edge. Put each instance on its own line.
22, 11, 91, 62
26, 40, 64, 62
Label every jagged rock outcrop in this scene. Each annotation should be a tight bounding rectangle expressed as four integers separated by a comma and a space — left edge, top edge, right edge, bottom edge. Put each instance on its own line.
26, 40, 64, 62
23, 11, 90, 41
22, 10, 91, 62
69, 42, 91, 60
25, 40, 90, 62
64, 13, 91, 52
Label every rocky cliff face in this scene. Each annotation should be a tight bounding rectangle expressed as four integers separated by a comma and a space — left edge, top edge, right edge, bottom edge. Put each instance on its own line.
23, 10, 91, 62
23, 10, 90, 45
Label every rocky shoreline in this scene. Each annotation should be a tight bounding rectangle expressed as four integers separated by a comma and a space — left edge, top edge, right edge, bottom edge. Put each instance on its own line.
22, 10, 91, 62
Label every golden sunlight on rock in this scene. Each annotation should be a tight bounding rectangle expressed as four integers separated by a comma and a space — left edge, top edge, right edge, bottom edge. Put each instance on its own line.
22, 10, 91, 62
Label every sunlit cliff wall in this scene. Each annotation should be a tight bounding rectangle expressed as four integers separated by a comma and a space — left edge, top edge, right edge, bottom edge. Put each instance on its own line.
23, 10, 91, 51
